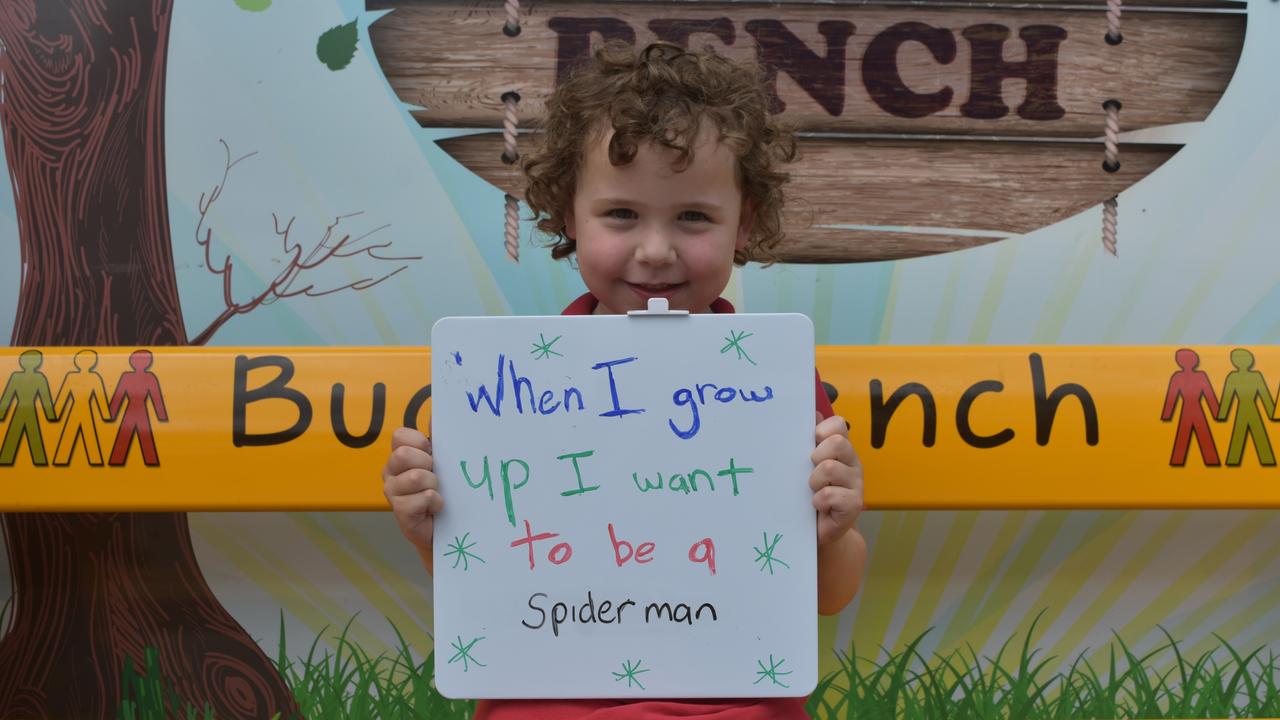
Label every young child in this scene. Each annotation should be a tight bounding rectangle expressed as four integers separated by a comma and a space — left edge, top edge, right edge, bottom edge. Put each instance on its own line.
382, 41, 867, 719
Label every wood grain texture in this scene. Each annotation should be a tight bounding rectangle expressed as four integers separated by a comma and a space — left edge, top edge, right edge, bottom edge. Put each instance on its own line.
368, 0, 1243, 137
438, 132, 1178, 262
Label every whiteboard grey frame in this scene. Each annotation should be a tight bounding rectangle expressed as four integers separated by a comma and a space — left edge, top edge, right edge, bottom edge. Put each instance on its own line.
430, 310, 817, 699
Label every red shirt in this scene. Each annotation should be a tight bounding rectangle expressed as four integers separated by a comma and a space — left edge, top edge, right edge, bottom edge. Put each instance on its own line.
473, 293, 830, 720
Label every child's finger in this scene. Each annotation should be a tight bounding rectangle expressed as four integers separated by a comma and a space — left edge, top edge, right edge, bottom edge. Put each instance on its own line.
811, 433, 858, 469
809, 457, 857, 493
392, 487, 441, 518
393, 490, 443, 542
386, 444, 433, 477
815, 414, 850, 444
386, 468, 438, 499
391, 426, 431, 454
813, 487, 863, 538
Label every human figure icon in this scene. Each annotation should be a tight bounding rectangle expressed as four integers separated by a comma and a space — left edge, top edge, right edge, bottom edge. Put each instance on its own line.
1161, 348, 1221, 466
0, 350, 58, 465
53, 349, 111, 466
108, 349, 168, 466
1216, 348, 1276, 466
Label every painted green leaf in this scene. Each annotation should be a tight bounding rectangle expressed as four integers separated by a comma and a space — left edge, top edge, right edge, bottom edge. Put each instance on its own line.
316, 20, 359, 71
234, 0, 272, 11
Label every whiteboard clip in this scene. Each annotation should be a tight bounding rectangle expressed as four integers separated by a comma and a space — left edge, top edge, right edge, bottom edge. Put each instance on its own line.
627, 297, 689, 317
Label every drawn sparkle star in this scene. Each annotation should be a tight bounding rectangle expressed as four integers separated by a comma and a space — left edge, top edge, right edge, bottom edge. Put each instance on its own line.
531, 332, 564, 360
720, 330, 757, 365
754, 654, 792, 688
753, 532, 791, 575
443, 532, 485, 571
448, 635, 486, 672
612, 658, 650, 690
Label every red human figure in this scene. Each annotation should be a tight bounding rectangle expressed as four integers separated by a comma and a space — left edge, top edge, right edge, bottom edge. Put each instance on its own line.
1161, 348, 1221, 466
108, 350, 169, 466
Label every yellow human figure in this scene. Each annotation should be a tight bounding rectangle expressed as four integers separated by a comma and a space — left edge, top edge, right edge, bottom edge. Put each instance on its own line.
53, 349, 111, 466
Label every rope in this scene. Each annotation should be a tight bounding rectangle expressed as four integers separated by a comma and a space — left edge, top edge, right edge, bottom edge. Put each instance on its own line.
1103, 100, 1121, 173
1102, 197, 1118, 256
1101, 0, 1122, 255
1105, 0, 1123, 44
503, 0, 521, 37
501, 92, 520, 166
499, 0, 522, 260
1101, 100, 1121, 256
500, 91, 521, 262
505, 194, 520, 263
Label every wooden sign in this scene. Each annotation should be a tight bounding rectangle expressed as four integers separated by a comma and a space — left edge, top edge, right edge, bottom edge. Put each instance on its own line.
368, 0, 1243, 137
437, 133, 1180, 262
429, 310, 817, 697
365, 0, 1245, 263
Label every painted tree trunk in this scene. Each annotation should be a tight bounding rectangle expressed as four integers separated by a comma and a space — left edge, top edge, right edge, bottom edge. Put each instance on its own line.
0, 2, 297, 717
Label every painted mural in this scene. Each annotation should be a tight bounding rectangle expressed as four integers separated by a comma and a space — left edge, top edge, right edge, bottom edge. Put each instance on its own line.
0, 0, 1278, 717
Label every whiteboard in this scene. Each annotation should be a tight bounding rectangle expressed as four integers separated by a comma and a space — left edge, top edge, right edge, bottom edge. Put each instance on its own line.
430, 308, 816, 698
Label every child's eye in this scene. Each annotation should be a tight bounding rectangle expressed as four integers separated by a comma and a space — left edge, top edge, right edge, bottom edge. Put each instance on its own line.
607, 208, 637, 220
678, 210, 711, 222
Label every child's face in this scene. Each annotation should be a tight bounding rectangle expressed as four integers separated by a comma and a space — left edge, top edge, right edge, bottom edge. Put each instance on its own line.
564, 125, 751, 314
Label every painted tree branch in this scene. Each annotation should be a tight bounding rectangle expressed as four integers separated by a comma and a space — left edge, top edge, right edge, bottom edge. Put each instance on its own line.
191, 139, 422, 345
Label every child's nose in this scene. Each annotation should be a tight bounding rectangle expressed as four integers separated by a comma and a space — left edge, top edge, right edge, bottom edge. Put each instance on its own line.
635, 227, 677, 264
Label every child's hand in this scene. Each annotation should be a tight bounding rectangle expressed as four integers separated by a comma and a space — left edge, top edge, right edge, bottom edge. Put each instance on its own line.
810, 414, 864, 546
382, 427, 442, 550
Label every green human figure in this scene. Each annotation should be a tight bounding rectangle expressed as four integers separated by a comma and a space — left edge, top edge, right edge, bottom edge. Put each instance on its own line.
1216, 348, 1277, 466
53, 349, 111, 466
0, 349, 58, 465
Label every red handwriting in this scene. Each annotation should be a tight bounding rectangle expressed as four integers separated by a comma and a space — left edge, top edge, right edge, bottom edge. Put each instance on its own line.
510, 520, 717, 574
609, 523, 656, 566
510, 519, 574, 569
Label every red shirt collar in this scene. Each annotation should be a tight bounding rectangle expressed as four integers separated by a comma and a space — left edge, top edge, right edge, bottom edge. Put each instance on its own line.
561, 292, 735, 315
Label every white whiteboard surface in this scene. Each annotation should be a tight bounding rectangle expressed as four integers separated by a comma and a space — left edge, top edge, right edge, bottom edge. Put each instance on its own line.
430, 310, 816, 699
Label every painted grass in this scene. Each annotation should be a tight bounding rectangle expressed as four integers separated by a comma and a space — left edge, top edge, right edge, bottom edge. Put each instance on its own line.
67, 603, 1280, 719
274, 614, 474, 720
806, 614, 1280, 719
113, 613, 473, 719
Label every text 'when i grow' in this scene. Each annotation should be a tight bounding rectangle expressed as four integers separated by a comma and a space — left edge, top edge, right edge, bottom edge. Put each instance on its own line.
461, 354, 775, 440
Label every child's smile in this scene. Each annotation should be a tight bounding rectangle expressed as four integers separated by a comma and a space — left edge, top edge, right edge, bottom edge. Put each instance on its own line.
564, 124, 752, 315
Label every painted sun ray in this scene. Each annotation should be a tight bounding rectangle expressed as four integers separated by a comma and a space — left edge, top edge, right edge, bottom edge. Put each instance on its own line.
929, 252, 969, 344
943, 511, 1074, 657
1036, 511, 1198, 654
811, 266, 835, 344
894, 512, 983, 657
936, 511, 1036, 651
966, 511, 1135, 670
1033, 224, 1101, 344
914, 511, 1008, 655
1114, 511, 1277, 660
289, 513, 424, 656
191, 513, 384, 655
1159, 206, 1273, 344
1173, 545, 1280, 658
1164, 522, 1280, 649
1179, 571, 1280, 664
877, 263, 902, 345
967, 241, 1020, 344
879, 511, 959, 655
325, 513, 435, 645
852, 510, 929, 660
1221, 275, 1280, 344
1040, 512, 1190, 672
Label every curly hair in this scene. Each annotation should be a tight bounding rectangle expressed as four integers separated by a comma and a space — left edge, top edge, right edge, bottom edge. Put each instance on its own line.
522, 41, 797, 265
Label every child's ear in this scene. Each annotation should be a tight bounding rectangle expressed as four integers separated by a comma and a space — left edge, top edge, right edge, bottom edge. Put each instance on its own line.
563, 207, 577, 240
735, 200, 755, 253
